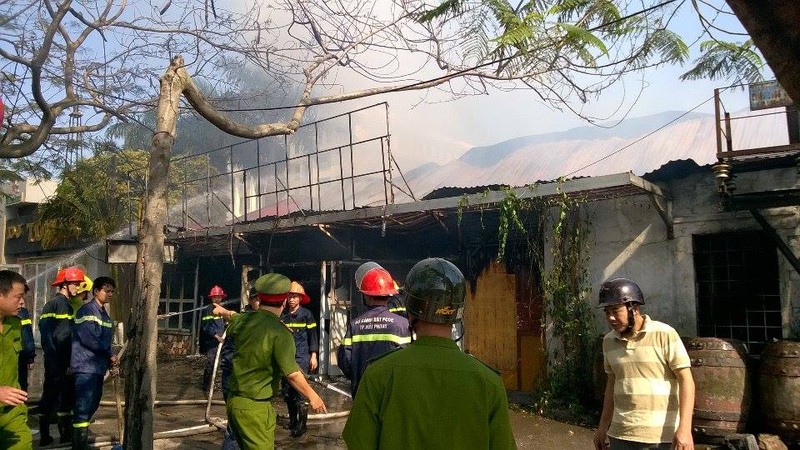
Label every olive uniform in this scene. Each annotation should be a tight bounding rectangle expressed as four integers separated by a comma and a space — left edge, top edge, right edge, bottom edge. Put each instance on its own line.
225, 309, 299, 449
343, 335, 516, 450
0, 315, 33, 449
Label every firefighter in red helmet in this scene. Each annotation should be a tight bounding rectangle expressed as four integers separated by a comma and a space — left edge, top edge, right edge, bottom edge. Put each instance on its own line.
200, 285, 227, 392
343, 258, 516, 449
38, 265, 85, 446
336, 262, 410, 397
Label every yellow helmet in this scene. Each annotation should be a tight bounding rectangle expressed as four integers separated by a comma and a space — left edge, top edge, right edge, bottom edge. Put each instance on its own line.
76, 275, 93, 295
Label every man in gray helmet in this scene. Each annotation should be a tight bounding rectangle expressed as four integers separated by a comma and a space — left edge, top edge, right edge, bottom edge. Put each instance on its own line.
593, 278, 695, 450
342, 258, 516, 449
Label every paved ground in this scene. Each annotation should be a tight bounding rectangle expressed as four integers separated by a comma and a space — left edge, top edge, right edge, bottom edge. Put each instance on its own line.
24, 356, 597, 449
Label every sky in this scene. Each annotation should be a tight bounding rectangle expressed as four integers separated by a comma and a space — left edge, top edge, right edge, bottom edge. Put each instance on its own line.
278, 1, 758, 172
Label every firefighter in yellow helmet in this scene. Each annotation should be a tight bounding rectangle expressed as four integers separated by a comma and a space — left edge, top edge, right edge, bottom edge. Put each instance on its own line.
213, 274, 326, 449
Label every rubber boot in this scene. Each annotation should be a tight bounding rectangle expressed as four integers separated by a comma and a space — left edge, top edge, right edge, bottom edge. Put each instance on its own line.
291, 401, 308, 438
58, 415, 73, 443
39, 415, 54, 446
285, 400, 298, 430
72, 427, 89, 450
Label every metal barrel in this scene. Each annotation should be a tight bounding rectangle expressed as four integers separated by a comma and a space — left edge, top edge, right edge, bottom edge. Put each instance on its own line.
759, 340, 800, 438
683, 337, 751, 436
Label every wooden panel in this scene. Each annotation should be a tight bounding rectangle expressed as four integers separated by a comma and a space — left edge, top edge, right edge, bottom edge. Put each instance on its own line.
519, 334, 545, 392
464, 262, 518, 390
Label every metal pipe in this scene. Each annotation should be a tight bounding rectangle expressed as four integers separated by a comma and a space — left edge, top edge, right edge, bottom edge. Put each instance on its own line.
99, 399, 227, 407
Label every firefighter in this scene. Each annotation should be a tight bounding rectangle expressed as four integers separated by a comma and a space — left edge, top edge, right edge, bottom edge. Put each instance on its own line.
337, 262, 410, 397
17, 293, 35, 392
70, 276, 117, 449
0, 270, 32, 449
280, 281, 318, 438
212, 273, 326, 449
342, 258, 516, 449
39, 266, 85, 446
69, 276, 92, 315
201, 285, 227, 392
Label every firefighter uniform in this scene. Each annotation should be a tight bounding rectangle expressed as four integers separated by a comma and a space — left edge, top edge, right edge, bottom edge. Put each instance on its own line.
280, 305, 318, 435
342, 336, 516, 449
38, 293, 76, 437
17, 307, 35, 392
70, 301, 113, 434
338, 305, 410, 396
386, 295, 407, 318
0, 315, 32, 449
200, 304, 225, 391
226, 309, 299, 450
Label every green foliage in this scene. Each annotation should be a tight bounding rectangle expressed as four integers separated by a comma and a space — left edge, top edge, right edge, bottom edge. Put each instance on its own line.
33, 146, 211, 249
539, 184, 595, 407
457, 182, 595, 410
680, 39, 764, 84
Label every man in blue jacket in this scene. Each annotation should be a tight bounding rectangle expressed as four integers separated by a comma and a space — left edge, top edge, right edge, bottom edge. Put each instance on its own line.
337, 263, 410, 397
39, 265, 85, 446
17, 299, 35, 392
70, 276, 117, 449
201, 285, 227, 392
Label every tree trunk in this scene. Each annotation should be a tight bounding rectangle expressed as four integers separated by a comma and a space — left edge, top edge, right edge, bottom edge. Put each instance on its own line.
123, 56, 185, 450
726, 0, 800, 103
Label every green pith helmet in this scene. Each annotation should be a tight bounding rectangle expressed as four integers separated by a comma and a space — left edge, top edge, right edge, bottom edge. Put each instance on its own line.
254, 273, 291, 305
404, 258, 466, 325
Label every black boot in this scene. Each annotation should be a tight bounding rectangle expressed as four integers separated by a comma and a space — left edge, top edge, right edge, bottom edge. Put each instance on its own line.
58, 415, 73, 444
39, 415, 54, 446
291, 401, 308, 438
72, 427, 89, 450
285, 400, 298, 430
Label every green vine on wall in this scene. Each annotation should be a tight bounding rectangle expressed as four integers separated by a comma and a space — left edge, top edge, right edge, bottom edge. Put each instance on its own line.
457, 181, 595, 413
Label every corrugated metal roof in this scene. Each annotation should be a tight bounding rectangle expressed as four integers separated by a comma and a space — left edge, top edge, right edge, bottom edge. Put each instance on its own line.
392, 110, 789, 201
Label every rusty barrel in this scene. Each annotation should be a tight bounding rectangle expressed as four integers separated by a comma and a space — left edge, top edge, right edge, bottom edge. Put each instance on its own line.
759, 340, 800, 438
683, 337, 751, 436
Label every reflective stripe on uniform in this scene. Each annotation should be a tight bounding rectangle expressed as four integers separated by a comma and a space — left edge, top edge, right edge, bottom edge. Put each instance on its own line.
72, 422, 90, 428
389, 306, 406, 313
40, 313, 74, 320
349, 334, 411, 345
284, 322, 317, 329
20, 319, 32, 326
75, 315, 113, 328
202, 315, 221, 321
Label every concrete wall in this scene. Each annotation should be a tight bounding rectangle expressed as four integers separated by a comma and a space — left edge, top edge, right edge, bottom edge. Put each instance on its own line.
544, 167, 800, 339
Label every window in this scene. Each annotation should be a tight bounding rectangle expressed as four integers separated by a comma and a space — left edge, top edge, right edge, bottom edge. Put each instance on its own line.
157, 269, 197, 331
693, 231, 782, 354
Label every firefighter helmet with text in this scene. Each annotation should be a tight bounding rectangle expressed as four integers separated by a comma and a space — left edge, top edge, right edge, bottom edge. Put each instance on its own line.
404, 258, 466, 325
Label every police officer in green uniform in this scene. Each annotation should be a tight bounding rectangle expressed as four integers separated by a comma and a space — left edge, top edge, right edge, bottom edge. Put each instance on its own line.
0, 269, 32, 449
342, 258, 517, 449
213, 273, 326, 450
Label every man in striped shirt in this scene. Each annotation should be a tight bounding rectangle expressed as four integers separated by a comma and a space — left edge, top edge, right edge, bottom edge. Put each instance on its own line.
594, 278, 695, 450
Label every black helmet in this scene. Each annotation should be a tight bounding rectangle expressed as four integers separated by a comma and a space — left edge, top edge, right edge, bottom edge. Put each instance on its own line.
598, 278, 645, 308
404, 258, 466, 324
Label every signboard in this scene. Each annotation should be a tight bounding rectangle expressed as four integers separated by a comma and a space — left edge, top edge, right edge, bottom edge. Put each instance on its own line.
749, 80, 794, 111
107, 240, 175, 264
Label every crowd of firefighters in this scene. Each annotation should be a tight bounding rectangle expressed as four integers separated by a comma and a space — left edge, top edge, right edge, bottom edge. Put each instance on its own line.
0, 257, 517, 449
0, 266, 117, 449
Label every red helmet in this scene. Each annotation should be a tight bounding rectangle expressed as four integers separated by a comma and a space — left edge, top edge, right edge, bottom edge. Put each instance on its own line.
53, 266, 85, 286
359, 267, 399, 297
208, 285, 227, 299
